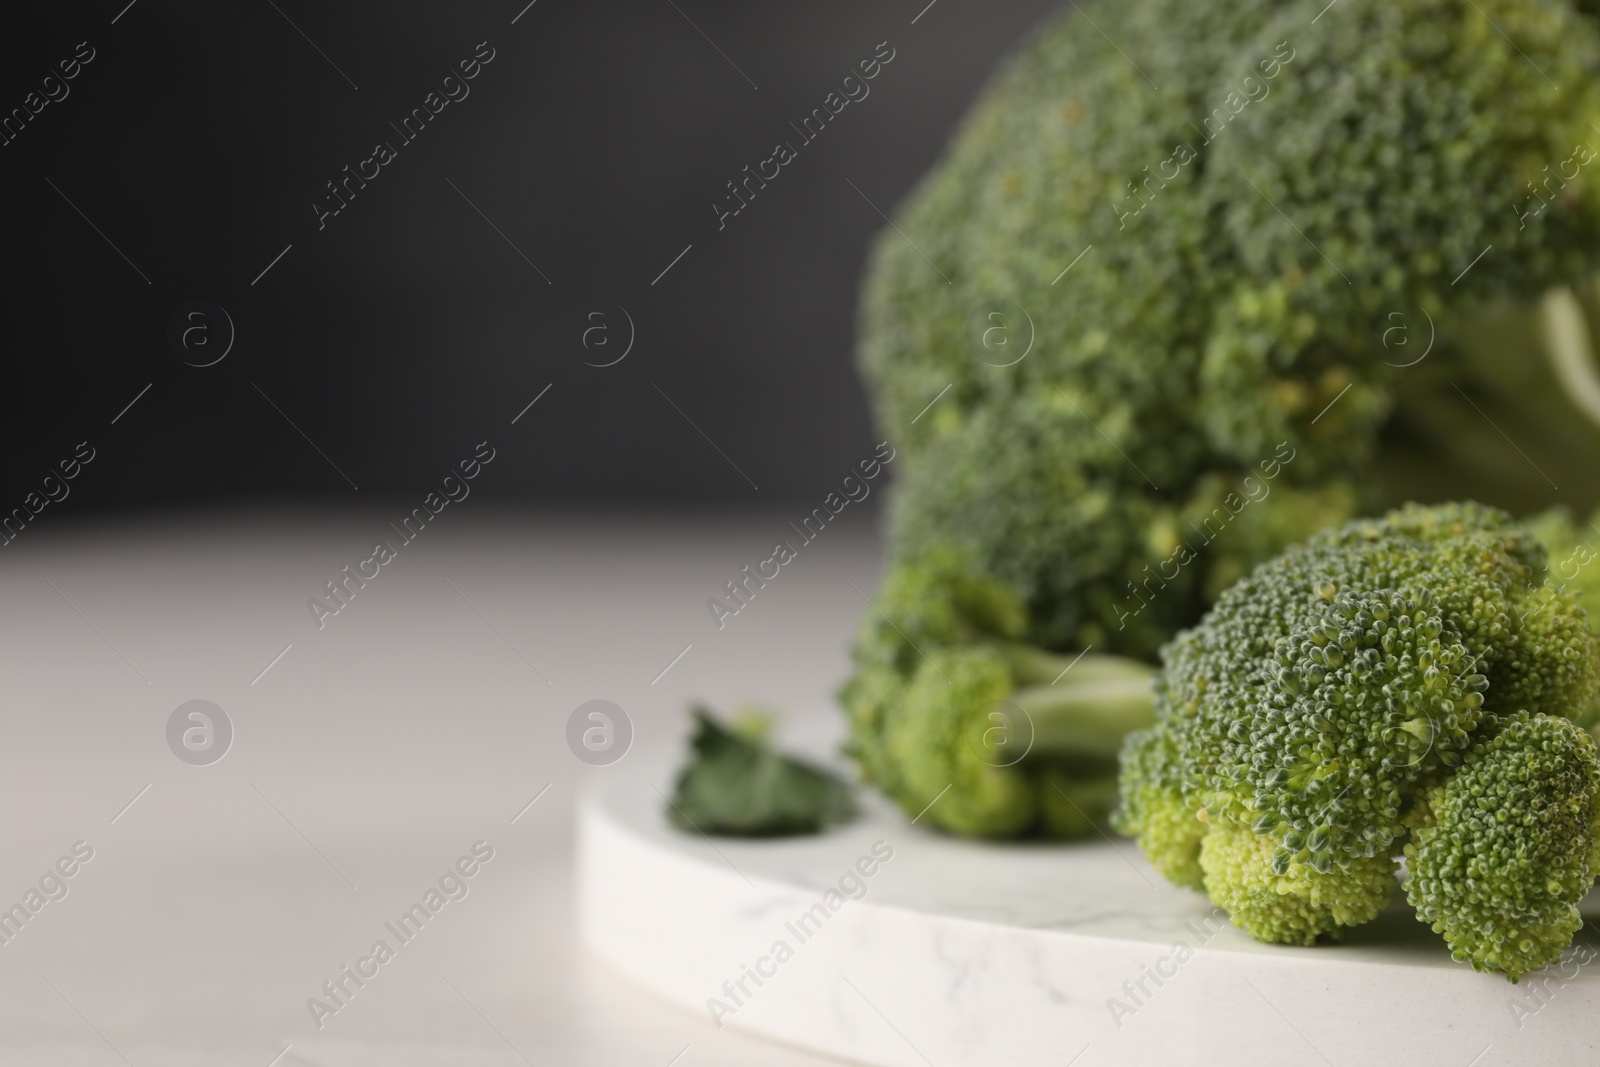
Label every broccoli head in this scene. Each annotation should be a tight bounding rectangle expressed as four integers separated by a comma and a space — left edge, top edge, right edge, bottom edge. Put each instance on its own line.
1116, 502, 1600, 978
842, 550, 1155, 837
860, 0, 1600, 658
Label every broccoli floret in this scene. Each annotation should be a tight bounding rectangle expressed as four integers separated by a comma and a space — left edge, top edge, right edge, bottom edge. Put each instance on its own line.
842, 550, 1155, 837
1528, 504, 1600, 617
859, 0, 1600, 660
1116, 502, 1600, 978
1522, 504, 1600, 729
1405, 711, 1600, 977
1198, 820, 1400, 945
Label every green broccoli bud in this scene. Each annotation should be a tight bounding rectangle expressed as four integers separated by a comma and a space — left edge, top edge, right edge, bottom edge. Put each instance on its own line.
1118, 502, 1600, 976
1405, 712, 1600, 980
842, 550, 1155, 838
877, 645, 1155, 838
1114, 726, 1207, 889
1198, 820, 1398, 946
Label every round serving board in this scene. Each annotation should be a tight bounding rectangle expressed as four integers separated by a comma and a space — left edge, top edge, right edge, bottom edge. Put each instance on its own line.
577, 744, 1600, 1067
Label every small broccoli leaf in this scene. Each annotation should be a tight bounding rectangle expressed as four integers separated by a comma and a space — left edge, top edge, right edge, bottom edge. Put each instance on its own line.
666, 706, 856, 837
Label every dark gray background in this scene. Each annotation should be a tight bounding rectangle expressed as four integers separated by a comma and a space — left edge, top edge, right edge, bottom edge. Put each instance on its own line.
2, 0, 1062, 515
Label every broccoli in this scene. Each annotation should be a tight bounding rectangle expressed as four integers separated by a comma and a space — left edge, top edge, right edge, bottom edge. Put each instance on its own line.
855, 0, 1600, 661
1115, 502, 1600, 978
1528, 503, 1600, 612
1525, 504, 1600, 731
667, 707, 855, 837
843, 0, 1600, 844
1379, 286, 1600, 518
842, 550, 1156, 837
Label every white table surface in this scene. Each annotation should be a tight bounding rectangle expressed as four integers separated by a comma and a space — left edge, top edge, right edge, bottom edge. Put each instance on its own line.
0, 509, 881, 1066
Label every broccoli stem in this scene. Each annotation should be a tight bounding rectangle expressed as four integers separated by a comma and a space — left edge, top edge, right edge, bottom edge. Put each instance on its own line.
1379, 280, 1600, 516
1541, 283, 1600, 432
1012, 678, 1157, 760
991, 644, 1157, 761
